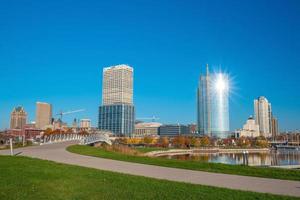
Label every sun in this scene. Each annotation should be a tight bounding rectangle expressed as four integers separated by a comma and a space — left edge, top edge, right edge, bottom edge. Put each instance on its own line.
214, 73, 229, 92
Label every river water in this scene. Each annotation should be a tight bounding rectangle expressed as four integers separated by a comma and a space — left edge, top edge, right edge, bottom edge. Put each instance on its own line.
159, 149, 300, 166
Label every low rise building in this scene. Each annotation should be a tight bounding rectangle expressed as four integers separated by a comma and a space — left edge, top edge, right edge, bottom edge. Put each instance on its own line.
235, 116, 260, 138
159, 124, 189, 137
134, 122, 162, 137
80, 119, 91, 131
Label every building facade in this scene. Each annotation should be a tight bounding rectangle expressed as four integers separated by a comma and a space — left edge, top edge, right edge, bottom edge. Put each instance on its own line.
197, 64, 230, 138
236, 116, 260, 138
10, 106, 27, 129
80, 119, 91, 130
134, 122, 162, 137
159, 124, 189, 137
36, 102, 52, 130
197, 64, 211, 136
254, 97, 272, 138
102, 65, 133, 105
271, 117, 279, 139
98, 65, 135, 137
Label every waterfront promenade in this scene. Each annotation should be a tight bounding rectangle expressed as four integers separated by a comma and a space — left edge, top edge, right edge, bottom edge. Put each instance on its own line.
1, 141, 300, 197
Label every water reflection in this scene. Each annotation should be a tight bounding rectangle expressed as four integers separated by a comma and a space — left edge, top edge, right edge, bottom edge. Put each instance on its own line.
160, 150, 300, 166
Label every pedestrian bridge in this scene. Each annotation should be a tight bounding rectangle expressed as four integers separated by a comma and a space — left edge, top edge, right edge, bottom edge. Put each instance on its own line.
42, 133, 84, 144
42, 131, 112, 146
80, 133, 112, 145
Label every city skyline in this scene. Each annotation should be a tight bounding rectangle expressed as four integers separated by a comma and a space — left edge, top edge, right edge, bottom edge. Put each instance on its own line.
1, 0, 299, 131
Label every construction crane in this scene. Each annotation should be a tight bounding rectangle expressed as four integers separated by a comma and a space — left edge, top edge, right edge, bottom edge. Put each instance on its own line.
56, 109, 85, 121
137, 116, 160, 122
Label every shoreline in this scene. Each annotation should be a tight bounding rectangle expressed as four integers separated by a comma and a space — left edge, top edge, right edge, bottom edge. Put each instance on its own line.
146, 148, 270, 157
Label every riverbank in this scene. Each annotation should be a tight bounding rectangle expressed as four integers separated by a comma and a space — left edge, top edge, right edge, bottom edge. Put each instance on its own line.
145, 148, 270, 157
67, 145, 300, 181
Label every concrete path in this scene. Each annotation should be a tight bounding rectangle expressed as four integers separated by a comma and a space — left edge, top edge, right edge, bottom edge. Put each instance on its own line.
1, 141, 300, 197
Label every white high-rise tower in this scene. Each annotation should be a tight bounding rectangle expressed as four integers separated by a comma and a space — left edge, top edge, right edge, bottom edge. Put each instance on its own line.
254, 96, 272, 137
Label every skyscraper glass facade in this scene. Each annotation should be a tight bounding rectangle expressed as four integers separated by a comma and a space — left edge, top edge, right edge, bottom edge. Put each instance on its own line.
197, 65, 230, 138
210, 73, 229, 138
98, 104, 135, 137
197, 65, 211, 136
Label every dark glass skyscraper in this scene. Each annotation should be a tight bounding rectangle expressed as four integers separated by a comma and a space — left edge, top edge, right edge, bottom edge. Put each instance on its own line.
98, 65, 135, 137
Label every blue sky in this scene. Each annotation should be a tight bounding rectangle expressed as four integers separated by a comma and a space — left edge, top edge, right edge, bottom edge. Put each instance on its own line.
0, 0, 299, 131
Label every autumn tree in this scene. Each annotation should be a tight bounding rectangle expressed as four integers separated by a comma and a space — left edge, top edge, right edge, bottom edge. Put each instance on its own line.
255, 138, 269, 148
184, 137, 191, 148
143, 136, 154, 146
192, 137, 201, 147
160, 137, 169, 148
44, 128, 52, 135
237, 137, 251, 147
200, 137, 210, 147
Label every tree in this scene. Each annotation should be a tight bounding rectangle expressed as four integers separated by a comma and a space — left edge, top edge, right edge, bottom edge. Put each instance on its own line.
194, 138, 201, 147
237, 137, 251, 147
173, 136, 186, 148
200, 137, 210, 147
160, 137, 169, 148
44, 128, 52, 135
185, 137, 191, 148
143, 136, 154, 146
255, 138, 269, 148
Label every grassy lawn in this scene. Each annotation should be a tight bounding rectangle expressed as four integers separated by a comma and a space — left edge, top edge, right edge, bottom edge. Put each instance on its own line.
0, 155, 298, 200
67, 145, 300, 181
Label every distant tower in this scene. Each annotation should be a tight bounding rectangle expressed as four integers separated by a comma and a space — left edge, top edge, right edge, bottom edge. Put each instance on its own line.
36, 102, 52, 130
72, 118, 78, 128
254, 96, 272, 138
98, 65, 135, 137
10, 106, 27, 129
271, 117, 279, 138
197, 64, 211, 136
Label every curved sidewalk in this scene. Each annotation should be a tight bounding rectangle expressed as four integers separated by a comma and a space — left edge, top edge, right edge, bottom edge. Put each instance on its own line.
1, 141, 300, 197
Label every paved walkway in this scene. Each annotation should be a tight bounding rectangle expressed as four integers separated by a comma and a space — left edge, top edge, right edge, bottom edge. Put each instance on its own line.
1, 141, 300, 197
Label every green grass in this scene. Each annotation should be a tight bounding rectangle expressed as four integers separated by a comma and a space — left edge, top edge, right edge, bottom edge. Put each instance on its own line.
0, 155, 298, 200
134, 146, 171, 153
67, 145, 300, 181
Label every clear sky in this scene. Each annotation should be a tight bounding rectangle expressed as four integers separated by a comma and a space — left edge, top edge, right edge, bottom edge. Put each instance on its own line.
0, 0, 299, 131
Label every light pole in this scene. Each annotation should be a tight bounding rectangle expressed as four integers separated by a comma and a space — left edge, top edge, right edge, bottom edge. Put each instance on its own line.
9, 138, 14, 156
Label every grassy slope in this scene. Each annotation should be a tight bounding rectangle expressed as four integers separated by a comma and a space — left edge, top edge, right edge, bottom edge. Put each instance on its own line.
0, 155, 297, 200
134, 146, 170, 153
67, 145, 300, 181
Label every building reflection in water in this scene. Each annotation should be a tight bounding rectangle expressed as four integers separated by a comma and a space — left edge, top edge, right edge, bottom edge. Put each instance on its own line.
161, 150, 300, 166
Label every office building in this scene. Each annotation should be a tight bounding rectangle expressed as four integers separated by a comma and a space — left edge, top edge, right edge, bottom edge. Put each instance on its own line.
159, 124, 189, 137
80, 119, 91, 130
10, 106, 27, 129
197, 64, 230, 138
36, 102, 52, 130
254, 97, 272, 138
98, 65, 135, 137
134, 122, 162, 137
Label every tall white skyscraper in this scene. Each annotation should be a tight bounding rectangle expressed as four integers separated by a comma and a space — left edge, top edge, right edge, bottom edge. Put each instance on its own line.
99, 65, 135, 137
102, 65, 133, 105
197, 64, 230, 138
254, 96, 272, 138
36, 102, 52, 129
